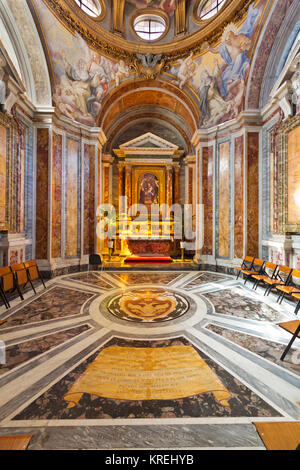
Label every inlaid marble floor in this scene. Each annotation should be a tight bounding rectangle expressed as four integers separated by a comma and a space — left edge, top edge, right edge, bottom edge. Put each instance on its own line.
0, 269, 299, 450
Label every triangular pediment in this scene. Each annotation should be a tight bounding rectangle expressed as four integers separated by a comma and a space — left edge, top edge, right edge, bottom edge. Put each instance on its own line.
119, 132, 178, 150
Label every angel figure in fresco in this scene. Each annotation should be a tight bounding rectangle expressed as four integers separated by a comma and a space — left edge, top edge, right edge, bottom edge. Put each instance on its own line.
177, 52, 196, 89
113, 60, 130, 87
204, 3, 259, 99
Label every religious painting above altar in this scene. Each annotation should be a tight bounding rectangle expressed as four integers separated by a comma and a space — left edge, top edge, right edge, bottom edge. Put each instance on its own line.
133, 166, 166, 211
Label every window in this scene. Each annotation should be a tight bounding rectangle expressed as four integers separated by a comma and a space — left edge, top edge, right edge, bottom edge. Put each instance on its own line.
133, 15, 166, 41
74, 0, 101, 17
198, 0, 226, 20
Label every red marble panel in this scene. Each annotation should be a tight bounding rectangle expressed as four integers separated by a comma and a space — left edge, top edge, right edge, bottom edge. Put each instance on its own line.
202, 146, 213, 255
83, 144, 95, 255
66, 138, 79, 257
247, 132, 259, 257
36, 128, 49, 259
0, 126, 6, 223
218, 142, 230, 258
51, 133, 62, 258
234, 136, 244, 259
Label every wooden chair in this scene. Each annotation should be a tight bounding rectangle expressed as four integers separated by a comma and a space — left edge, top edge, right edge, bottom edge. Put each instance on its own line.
275, 269, 300, 305
10, 263, 36, 298
277, 320, 300, 361
0, 266, 21, 308
240, 258, 265, 286
24, 260, 46, 289
258, 265, 293, 297
251, 262, 278, 291
234, 256, 254, 280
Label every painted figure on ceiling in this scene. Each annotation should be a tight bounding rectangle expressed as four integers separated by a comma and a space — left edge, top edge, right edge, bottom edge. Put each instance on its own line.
127, 0, 176, 16
205, 3, 259, 99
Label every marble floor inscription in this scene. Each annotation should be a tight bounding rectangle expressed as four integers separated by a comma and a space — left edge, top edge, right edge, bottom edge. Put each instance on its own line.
0, 270, 299, 449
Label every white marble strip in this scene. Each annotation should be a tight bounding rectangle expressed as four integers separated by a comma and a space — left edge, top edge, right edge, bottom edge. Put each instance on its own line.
0, 328, 111, 410
0, 315, 91, 343
186, 328, 300, 413
0, 416, 292, 428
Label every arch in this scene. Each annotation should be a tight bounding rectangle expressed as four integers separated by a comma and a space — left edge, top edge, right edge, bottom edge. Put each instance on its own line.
0, 0, 52, 107
97, 78, 199, 147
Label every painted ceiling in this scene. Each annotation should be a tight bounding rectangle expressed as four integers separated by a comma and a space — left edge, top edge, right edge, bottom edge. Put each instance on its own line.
27, 0, 281, 135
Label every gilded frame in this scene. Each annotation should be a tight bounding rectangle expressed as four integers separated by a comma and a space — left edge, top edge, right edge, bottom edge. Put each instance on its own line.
278, 113, 300, 234
132, 165, 166, 208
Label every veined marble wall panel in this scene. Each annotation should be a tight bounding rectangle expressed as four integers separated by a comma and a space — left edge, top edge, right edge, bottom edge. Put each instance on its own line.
247, 132, 259, 257
218, 141, 230, 258
234, 136, 244, 259
16, 125, 25, 233
0, 125, 7, 224
66, 138, 79, 258
51, 132, 62, 259
202, 146, 213, 256
35, 128, 49, 260
83, 144, 95, 255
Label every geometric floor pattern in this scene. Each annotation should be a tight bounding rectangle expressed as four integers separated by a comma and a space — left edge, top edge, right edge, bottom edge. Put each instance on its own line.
0, 270, 299, 450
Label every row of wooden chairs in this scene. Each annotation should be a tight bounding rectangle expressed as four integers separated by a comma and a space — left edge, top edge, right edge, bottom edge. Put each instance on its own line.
235, 256, 300, 361
0, 260, 46, 310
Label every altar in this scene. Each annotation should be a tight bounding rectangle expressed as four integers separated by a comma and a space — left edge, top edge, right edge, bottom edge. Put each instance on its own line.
99, 133, 186, 260
127, 237, 171, 257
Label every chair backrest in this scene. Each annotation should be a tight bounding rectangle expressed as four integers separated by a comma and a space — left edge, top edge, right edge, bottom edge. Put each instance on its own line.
242, 256, 254, 269
24, 260, 39, 280
291, 269, 300, 287
89, 254, 101, 265
0, 266, 14, 292
264, 262, 278, 277
276, 266, 293, 284
10, 263, 28, 285
252, 259, 265, 272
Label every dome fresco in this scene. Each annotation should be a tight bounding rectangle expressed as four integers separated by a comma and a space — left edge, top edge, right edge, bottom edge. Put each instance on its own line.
32, 0, 269, 128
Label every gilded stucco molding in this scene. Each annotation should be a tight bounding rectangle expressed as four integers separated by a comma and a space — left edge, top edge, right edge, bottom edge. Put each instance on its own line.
39, 0, 254, 64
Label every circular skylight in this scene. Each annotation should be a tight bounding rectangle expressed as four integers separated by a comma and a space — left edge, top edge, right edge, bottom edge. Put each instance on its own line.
74, 0, 101, 17
198, 0, 226, 20
133, 14, 166, 42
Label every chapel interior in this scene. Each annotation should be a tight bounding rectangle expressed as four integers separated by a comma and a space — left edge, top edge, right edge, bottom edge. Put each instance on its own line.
0, 0, 300, 451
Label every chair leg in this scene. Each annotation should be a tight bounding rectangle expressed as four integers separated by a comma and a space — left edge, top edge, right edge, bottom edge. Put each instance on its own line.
0, 288, 9, 309
280, 324, 300, 361
295, 301, 300, 316
28, 279, 36, 294
277, 292, 285, 304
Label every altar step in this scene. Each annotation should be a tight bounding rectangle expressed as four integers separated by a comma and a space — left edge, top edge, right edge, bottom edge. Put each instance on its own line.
124, 256, 172, 263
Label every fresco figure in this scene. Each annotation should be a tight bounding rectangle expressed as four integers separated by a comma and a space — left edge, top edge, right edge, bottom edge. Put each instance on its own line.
177, 52, 196, 89
199, 65, 232, 126
114, 60, 131, 86
205, 3, 259, 98
127, 0, 176, 15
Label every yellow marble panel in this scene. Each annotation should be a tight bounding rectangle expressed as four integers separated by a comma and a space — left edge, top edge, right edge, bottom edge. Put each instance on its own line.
66, 139, 79, 257
218, 142, 230, 257
288, 126, 300, 223
64, 345, 231, 406
0, 125, 7, 223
